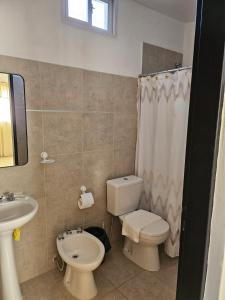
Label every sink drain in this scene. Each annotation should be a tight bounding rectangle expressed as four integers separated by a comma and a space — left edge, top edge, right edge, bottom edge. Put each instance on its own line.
72, 254, 79, 259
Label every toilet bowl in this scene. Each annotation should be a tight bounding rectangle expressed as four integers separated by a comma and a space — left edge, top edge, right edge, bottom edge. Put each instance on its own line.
107, 175, 170, 271
119, 210, 169, 271
57, 229, 105, 300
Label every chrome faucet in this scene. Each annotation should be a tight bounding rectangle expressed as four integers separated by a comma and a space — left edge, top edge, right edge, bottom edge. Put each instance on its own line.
0, 192, 15, 202
76, 226, 83, 233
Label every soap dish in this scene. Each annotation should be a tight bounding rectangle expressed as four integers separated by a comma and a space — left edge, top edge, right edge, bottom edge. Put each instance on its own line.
40, 152, 55, 164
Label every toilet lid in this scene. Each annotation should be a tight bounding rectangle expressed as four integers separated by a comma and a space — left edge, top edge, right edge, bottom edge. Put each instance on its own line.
141, 219, 169, 238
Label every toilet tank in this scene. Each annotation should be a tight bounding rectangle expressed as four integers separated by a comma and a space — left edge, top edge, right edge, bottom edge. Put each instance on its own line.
107, 175, 143, 216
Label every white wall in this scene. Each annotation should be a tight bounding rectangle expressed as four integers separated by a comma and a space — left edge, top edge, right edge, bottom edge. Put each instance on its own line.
182, 22, 195, 66
0, 0, 185, 77
203, 91, 225, 298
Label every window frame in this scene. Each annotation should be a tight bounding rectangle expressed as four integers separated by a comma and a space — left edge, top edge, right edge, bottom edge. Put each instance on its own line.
64, 0, 117, 36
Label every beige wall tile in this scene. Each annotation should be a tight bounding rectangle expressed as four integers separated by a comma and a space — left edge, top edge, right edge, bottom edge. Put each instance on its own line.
26, 111, 43, 156
113, 76, 137, 114
82, 150, 114, 187
84, 71, 114, 112
43, 112, 83, 156
83, 113, 114, 151
0, 55, 42, 109
0, 156, 44, 199
45, 153, 82, 201
114, 148, 136, 178
142, 42, 183, 75
114, 113, 137, 150
0, 56, 138, 283
39, 62, 83, 111
15, 240, 48, 283
20, 197, 47, 244
45, 153, 83, 237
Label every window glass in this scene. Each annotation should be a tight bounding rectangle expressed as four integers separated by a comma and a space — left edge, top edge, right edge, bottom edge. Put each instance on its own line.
68, 0, 88, 22
92, 0, 109, 30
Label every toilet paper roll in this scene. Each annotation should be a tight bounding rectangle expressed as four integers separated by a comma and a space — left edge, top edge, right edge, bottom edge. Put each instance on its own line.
78, 192, 94, 209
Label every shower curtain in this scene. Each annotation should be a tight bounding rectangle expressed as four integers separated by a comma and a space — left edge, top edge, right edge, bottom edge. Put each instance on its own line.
135, 69, 192, 257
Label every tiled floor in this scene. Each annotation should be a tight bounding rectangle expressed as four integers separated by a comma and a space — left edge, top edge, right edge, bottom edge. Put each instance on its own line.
21, 242, 178, 300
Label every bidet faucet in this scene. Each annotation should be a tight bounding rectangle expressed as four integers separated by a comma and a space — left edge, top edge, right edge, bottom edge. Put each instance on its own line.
0, 192, 15, 202
76, 226, 83, 233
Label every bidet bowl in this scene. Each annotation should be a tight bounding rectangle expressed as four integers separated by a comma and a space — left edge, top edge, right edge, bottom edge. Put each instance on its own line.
57, 230, 105, 300
57, 230, 105, 272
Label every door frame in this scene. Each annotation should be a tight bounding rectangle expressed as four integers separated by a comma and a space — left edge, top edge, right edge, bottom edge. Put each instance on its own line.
176, 0, 225, 299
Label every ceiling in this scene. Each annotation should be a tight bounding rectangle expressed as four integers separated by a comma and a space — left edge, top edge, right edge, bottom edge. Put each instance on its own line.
135, 0, 197, 22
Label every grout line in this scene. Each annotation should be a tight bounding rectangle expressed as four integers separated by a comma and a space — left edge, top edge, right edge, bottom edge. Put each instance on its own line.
26, 109, 115, 114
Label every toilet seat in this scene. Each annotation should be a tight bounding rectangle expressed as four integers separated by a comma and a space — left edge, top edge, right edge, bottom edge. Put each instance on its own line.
141, 219, 169, 238
119, 209, 169, 240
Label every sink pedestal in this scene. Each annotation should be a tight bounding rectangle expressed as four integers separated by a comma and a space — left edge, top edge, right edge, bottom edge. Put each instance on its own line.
0, 231, 22, 300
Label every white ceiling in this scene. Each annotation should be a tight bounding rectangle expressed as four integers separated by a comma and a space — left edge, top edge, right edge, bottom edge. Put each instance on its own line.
135, 0, 197, 22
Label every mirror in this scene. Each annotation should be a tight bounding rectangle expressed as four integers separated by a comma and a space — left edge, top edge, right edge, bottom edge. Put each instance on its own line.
0, 72, 28, 168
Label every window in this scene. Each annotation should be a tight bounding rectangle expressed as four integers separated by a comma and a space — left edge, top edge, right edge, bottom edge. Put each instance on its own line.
65, 0, 116, 34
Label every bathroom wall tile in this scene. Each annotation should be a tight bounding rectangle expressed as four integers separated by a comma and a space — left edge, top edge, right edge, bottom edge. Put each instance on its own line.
83, 113, 114, 151
0, 55, 139, 284
114, 113, 137, 150
15, 245, 35, 283
64, 203, 86, 230
20, 197, 47, 244
26, 111, 43, 156
110, 218, 123, 243
46, 204, 66, 240
0, 55, 42, 109
39, 62, 84, 111
43, 112, 83, 156
113, 76, 138, 114
82, 150, 114, 187
114, 148, 136, 178
45, 153, 83, 237
142, 42, 183, 74
46, 235, 59, 271
45, 153, 82, 201
83, 70, 114, 112
16, 240, 48, 283
0, 156, 44, 199
82, 150, 114, 226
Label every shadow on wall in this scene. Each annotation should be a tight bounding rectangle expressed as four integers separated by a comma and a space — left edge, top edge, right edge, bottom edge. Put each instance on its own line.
142, 42, 183, 74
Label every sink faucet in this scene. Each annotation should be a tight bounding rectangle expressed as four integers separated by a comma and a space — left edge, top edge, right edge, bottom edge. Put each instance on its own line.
0, 192, 15, 202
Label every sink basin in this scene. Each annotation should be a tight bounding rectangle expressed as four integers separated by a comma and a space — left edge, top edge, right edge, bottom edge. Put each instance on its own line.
0, 195, 38, 232
0, 195, 38, 300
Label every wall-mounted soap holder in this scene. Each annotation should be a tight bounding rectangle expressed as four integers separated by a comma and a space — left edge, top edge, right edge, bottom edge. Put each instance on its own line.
40, 152, 55, 164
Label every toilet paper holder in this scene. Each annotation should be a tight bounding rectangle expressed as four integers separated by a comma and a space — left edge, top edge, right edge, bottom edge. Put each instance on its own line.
78, 186, 95, 209
80, 185, 87, 194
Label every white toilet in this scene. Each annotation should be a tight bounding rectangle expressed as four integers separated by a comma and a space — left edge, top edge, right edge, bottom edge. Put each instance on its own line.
57, 229, 105, 300
107, 175, 169, 271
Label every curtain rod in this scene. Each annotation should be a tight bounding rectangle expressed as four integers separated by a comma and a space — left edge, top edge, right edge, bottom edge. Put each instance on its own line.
138, 66, 192, 78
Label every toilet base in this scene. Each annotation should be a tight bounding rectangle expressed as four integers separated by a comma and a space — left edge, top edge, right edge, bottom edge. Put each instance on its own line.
123, 237, 160, 271
64, 265, 97, 300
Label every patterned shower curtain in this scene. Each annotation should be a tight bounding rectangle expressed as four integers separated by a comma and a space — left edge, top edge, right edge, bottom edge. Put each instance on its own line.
135, 69, 192, 257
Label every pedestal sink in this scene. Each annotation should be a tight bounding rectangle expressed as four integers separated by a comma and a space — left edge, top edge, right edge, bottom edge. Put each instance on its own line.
0, 195, 38, 300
